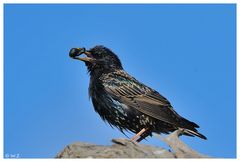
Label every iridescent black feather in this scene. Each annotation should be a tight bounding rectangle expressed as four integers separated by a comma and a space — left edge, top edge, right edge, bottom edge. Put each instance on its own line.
75, 45, 207, 140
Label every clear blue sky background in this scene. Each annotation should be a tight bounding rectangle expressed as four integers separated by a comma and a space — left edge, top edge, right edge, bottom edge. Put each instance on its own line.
4, 4, 236, 158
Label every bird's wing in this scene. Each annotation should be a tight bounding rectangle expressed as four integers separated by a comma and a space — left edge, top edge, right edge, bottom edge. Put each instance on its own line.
102, 71, 196, 129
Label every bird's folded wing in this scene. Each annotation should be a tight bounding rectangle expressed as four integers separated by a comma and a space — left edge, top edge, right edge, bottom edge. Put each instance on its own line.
104, 84, 183, 127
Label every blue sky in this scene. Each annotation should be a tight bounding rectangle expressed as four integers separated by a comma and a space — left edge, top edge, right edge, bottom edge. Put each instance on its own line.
4, 4, 236, 158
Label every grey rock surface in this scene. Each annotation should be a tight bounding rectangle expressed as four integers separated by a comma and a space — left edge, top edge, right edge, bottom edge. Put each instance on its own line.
56, 130, 208, 158
153, 130, 209, 158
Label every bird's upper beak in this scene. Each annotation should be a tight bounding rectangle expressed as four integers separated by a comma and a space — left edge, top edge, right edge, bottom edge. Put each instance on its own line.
69, 48, 94, 62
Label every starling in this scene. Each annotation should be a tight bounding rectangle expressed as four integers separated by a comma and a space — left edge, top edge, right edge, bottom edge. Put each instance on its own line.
69, 45, 207, 142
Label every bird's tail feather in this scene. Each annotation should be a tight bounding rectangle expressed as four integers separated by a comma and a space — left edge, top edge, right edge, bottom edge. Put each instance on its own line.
183, 129, 207, 140
181, 117, 199, 128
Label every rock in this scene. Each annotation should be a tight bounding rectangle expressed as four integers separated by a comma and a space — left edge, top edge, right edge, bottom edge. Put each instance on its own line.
56, 139, 175, 158
56, 130, 208, 158
153, 130, 208, 158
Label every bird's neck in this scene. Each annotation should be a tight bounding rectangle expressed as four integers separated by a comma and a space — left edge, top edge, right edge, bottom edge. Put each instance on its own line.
89, 67, 123, 78
88, 71, 105, 99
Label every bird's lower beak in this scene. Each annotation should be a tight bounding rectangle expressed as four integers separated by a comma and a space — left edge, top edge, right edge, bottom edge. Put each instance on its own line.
69, 48, 94, 62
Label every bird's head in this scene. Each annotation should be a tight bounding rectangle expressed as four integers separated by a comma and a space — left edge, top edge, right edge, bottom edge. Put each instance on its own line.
69, 45, 123, 74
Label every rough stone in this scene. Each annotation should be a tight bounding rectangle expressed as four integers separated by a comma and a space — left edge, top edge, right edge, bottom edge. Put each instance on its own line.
56, 130, 209, 158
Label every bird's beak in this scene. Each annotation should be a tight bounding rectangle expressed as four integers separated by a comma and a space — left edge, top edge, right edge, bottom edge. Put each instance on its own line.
69, 48, 94, 62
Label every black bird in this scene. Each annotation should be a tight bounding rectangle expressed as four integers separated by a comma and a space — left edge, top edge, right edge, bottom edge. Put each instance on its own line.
69, 45, 207, 142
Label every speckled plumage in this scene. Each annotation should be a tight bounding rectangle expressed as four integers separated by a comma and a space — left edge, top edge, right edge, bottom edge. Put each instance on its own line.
70, 45, 206, 140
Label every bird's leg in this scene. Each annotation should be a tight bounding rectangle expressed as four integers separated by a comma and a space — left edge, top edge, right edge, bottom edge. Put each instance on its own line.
130, 128, 148, 142
136, 134, 147, 143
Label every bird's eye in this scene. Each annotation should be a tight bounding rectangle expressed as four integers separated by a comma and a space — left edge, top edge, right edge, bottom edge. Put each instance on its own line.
94, 53, 102, 58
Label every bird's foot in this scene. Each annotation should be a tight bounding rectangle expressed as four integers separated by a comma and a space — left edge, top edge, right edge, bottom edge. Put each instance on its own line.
176, 128, 185, 137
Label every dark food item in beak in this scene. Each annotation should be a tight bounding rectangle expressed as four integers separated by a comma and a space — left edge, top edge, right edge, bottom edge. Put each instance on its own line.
69, 48, 86, 58
69, 47, 94, 62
